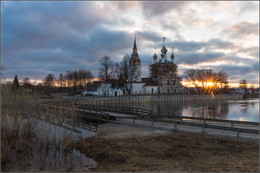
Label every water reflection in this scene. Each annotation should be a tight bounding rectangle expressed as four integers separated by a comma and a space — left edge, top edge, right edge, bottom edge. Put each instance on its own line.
120, 99, 259, 122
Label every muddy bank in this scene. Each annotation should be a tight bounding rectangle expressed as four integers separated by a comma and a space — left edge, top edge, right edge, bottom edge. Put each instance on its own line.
76, 125, 258, 172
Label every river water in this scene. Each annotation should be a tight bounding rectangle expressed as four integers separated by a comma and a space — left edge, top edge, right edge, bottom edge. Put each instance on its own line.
125, 98, 259, 122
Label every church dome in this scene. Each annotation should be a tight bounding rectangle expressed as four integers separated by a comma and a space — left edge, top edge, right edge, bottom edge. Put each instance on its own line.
153, 53, 157, 60
171, 53, 175, 59
161, 46, 168, 54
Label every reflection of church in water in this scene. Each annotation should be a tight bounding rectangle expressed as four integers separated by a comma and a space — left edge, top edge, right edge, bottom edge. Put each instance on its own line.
126, 37, 184, 94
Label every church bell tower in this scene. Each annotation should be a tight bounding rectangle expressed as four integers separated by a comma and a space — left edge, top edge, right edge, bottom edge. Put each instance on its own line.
129, 36, 141, 82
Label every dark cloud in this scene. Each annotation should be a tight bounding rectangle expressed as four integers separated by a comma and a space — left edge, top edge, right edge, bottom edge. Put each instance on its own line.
224, 21, 259, 39
86, 28, 133, 57
110, 1, 139, 10
2, 24, 133, 80
238, 1, 259, 14
207, 39, 234, 49
141, 1, 186, 18
1, 1, 258, 85
1, 1, 133, 80
168, 39, 235, 52
208, 64, 259, 84
2, 1, 114, 57
176, 52, 225, 64
237, 46, 259, 59
170, 41, 207, 52
136, 31, 162, 43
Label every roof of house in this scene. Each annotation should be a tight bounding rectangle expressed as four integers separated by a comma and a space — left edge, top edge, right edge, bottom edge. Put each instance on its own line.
21, 83, 34, 88
141, 78, 158, 86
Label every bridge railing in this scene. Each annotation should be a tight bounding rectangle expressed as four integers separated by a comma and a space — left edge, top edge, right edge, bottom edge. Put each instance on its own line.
116, 116, 259, 137
78, 104, 153, 117
149, 114, 259, 127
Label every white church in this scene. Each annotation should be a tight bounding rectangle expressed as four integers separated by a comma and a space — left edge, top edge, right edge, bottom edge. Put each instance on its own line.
126, 36, 184, 95
87, 36, 184, 96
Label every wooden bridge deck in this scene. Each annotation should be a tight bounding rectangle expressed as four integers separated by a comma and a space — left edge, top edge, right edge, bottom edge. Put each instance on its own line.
42, 103, 259, 137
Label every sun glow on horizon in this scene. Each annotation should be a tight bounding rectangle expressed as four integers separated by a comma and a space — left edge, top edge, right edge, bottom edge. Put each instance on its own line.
181, 81, 259, 88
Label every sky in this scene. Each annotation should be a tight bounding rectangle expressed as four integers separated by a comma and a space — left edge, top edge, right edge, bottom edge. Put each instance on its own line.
1, 1, 259, 86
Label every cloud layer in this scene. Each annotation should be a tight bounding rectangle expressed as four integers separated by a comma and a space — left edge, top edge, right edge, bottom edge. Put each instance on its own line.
1, 1, 259, 84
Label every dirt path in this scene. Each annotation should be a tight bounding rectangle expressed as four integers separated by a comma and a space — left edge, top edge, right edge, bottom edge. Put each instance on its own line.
95, 122, 170, 139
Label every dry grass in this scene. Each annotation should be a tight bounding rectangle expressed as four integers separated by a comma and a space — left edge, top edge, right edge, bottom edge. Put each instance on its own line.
76, 132, 259, 172
1, 85, 81, 171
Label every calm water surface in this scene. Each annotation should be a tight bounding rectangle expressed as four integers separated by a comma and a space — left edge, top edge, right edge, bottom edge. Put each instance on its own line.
124, 98, 259, 122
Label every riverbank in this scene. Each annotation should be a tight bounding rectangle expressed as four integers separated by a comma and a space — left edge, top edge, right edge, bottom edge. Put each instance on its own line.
76, 123, 259, 172
243, 93, 259, 99
80, 94, 243, 106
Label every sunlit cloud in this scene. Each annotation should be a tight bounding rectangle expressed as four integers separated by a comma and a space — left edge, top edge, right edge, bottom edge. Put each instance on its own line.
1, 1, 259, 86
224, 21, 259, 39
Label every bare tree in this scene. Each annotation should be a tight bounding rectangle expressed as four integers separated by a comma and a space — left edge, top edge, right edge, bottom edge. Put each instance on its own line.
44, 74, 55, 87
117, 55, 131, 94
12, 75, 20, 94
128, 65, 139, 94
1, 65, 6, 84
120, 55, 130, 81
78, 69, 94, 88
184, 69, 228, 94
86, 70, 94, 84
58, 73, 64, 87
239, 79, 247, 90
65, 71, 73, 94
99, 56, 113, 82
72, 70, 79, 92
111, 62, 120, 79
43, 73, 55, 95
78, 69, 86, 88
183, 69, 199, 92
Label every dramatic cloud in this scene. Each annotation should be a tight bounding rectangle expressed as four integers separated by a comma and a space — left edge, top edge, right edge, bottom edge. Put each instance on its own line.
224, 21, 259, 39
141, 1, 186, 18
1, 1, 259, 85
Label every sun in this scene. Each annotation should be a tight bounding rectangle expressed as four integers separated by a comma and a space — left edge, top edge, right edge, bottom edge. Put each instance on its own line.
206, 82, 214, 87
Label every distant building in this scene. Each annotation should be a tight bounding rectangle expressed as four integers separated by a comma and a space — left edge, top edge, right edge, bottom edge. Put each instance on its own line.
97, 83, 123, 96
234, 88, 245, 94
126, 36, 184, 94
82, 81, 101, 95
21, 83, 34, 93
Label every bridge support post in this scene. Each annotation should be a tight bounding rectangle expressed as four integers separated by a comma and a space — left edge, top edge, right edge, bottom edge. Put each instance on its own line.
133, 117, 135, 124
174, 122, 177, 131
151, 120, 154, 127
202, 126, 205, 133
236, 129, 240, 137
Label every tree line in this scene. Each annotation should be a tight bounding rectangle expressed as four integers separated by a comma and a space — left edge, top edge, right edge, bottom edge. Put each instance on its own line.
6, 54, 256, 96
42, 68, 94, 94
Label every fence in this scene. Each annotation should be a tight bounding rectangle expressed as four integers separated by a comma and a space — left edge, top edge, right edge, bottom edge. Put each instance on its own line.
79, 94, 243, 106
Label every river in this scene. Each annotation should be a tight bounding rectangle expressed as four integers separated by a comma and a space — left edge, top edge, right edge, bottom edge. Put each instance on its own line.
124, 98, 259, 122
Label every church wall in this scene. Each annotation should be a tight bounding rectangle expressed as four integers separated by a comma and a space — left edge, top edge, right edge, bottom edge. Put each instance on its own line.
127, 83, 145, 94
143, 86, 158, 94
129, 65, 141, 82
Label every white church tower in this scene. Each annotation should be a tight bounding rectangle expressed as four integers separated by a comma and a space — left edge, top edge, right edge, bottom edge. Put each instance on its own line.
129, 36, 141, 82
